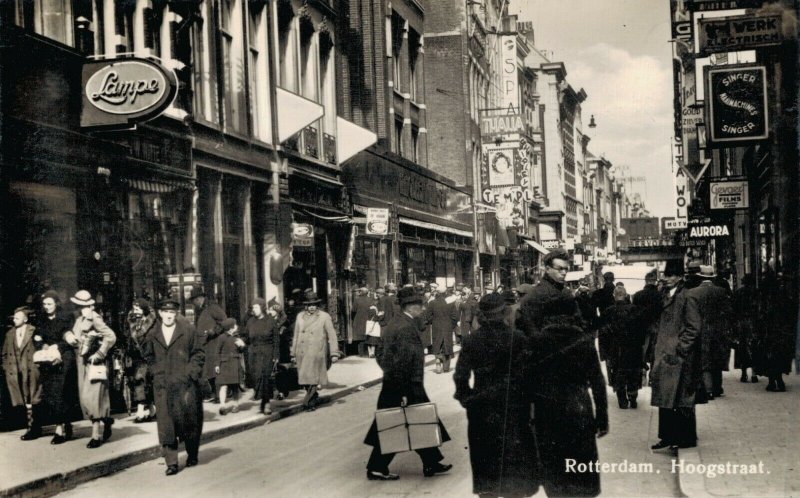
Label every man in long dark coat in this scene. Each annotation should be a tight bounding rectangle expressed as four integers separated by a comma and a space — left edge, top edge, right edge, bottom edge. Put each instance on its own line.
650, 262, 706, 451
351, 287, 372, 349
428, 289, 458, 374
732, 274, 759, 382
592, 272, 617, 363
191, 289, 226, 402
517, 249, 608, 497
378, 285, 396, 329
143, 299, 205, 475
686, 267, 733, 399
363, 287, 453, 481
633, 273, 663, 367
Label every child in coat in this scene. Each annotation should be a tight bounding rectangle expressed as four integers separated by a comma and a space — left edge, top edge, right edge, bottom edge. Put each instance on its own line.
215, 318, 246, 415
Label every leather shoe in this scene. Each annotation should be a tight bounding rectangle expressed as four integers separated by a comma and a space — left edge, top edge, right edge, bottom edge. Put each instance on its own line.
367, 470, 399, 481
103, 421, 113, 441
86, 438, 104, 449
186, 458, 199, 467
165, 465, 179, 476
20, 430, 41, 441
629, 399, 638, 409
651, 440, 671, 451
423, 463, 453, 477
51, 434, 67, 445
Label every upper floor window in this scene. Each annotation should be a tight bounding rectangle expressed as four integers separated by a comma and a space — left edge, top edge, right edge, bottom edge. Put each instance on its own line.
408, 30, 420, 102
220, 0, 247, 134
391, 12, 404, 92
277, 2, 297, 92
192, 0, 219, 123
14, 0, 75, 46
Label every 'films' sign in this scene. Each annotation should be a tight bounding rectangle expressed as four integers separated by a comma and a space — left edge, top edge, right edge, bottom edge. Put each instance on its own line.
710, 178, 749, 209
705, 64, 768, 145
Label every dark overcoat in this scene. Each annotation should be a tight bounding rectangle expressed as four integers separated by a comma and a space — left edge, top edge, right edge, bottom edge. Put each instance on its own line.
364, 312, 450, 448
650, 286, 706, 409
36, 313, 81, 424
143, 320, 205, 447
455, 320, 539, 497
459, 297, 479, 335
216, 333, 244, 386
526, 295, 608, 498
732, 285, 758, 369
516, 275, 580, 337
195, 301, 226, 380
243, 314, 279, 399
600, 303, 646, 388
633, 284, 663, 365
686, 282, 733, 371
377, 294, 396, 328
351, 294, 373, 342
592, 283, 616, 359
428, 296, 458, 356
755, 277, 796, 376
1, 325, 40, 407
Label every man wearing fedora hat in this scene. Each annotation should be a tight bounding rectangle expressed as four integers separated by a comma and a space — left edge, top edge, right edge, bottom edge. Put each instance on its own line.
686, 265, 733, 400
291, 293, 340, 411
363, 287, 453, 481
189, 288, 227, 403
142, 299, 206, 476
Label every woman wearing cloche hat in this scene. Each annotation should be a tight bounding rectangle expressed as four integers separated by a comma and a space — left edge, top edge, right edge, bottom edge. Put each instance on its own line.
66, 290, 117, 449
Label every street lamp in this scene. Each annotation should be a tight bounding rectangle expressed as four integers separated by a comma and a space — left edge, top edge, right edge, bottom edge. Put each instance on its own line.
588, 115, 597, 129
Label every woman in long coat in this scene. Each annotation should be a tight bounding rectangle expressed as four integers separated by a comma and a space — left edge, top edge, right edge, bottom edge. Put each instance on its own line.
527, 294, 608, 498
454, 293, 539, 498
36, 291, 81, 443
67, 290, 117, 448
243, 298, 280, 413
125, 298, 157, 422
291, 293, 339, 410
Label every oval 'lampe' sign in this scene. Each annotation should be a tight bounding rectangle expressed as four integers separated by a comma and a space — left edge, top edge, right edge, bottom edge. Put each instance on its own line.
81, 58, 178, 129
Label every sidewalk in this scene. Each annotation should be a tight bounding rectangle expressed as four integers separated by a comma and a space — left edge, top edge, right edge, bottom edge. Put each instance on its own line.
0, 350, 456, 498
677, 368, 800, 498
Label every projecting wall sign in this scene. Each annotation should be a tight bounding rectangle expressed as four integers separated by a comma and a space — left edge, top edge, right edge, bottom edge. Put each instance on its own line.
81, 58, 177, 129
705, 64, 769, 145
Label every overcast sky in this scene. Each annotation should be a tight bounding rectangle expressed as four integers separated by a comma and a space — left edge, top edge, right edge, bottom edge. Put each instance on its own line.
511, 0, 675, 216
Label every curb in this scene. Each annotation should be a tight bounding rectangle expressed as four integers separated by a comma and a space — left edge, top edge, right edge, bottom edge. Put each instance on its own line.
1, 353, 452, 498
676, 447, 714, 498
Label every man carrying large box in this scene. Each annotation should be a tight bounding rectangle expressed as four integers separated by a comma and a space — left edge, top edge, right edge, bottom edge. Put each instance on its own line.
363, 287, 453, 481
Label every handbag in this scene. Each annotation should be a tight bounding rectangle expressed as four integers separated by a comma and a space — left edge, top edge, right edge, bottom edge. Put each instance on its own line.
33, 346, 61, 364
87, 362, 108, 383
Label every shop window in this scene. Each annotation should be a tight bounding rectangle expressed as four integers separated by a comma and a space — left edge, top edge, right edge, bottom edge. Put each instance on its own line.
220, 0, 247, 134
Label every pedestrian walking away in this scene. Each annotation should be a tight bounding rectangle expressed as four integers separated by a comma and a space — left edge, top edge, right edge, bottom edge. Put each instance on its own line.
142, 299, 206, 476
600, 286, 647, 409
191, 289, 227, 404
291, 292, 340, 411
364, 287, 453, 481
215, 318, 246, 415
426, 288, 458, 374
454, 293, 540, 498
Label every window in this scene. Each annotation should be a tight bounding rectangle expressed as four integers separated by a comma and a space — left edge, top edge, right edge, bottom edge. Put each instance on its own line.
411, 126, 420, 164
220, 0, 247, 133
114, 0, 134, 53
192, 0, 219, 123
391, 12, 404, 91
408, 30, 420, 101
277, 3, 297, 92
319, 32, 336, 140
248, 7, 261, 137
394, 117, 404, 156
15, 0, 75, 46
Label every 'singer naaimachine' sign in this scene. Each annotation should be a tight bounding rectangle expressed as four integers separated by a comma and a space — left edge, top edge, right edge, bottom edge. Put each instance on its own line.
705, 64, 768, 145
82, 58, 178, 129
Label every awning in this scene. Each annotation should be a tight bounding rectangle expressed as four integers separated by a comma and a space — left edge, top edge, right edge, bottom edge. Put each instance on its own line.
399, 217, 473, 238
524, 239, 549, 255
122, 178, 195, 193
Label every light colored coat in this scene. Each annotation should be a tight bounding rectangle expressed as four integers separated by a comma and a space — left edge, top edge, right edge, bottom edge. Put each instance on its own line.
292, 311, 339, 385
68, 311, 116, 420
2, 324, 40, 407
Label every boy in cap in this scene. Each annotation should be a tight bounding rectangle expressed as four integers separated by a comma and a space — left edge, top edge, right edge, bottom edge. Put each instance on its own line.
215, 318, 246, 415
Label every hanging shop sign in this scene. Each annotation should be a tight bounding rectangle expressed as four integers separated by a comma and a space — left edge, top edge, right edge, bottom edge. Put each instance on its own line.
705, 64, 769, 144
501, 35, 520, 112
365, 208, 390, 235
698, 14, 783, 55
81, 58, 177, 129
291, 223, 315, 247
480, 113, 525, 142
490, 186, 527, 231
709, 178, 749, 209
673, 154, 690, 221
663, 217, 688, 231
688, 0, 764, 12
687, 216, 733, 238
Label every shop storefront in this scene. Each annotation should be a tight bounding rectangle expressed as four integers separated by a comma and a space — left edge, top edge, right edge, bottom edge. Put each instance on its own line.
342, 149, 474, 290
